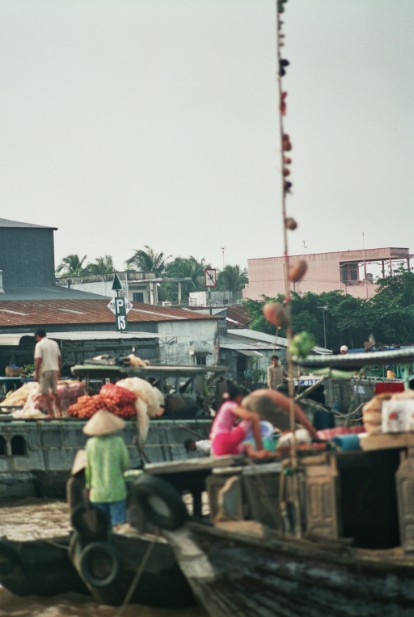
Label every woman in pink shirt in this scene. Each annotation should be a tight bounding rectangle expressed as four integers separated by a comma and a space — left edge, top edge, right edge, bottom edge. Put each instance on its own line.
210, 383, 268, 458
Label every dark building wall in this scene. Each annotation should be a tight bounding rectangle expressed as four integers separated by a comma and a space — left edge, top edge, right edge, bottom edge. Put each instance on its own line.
0, 228, 55, 287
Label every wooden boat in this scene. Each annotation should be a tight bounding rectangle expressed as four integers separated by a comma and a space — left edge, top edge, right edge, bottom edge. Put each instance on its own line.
0, 499, 88, 598
68, 456, 242, 608
141, 349, 414, 616
164, 520, 414, 617
0, 414, 213, 499
145, 442, 414, 616
0, 533, 88, 597
0, 363, 225, 499
68, 526, 195, 608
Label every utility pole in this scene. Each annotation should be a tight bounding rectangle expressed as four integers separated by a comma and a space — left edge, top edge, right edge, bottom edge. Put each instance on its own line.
318, 305, 328, 350
221, 246, 226, 270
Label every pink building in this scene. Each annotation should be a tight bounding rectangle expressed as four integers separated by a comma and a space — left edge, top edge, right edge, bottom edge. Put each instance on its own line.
244, 247, 412, 301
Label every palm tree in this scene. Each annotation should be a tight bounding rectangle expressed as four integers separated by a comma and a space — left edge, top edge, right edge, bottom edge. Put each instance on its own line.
56, 254, 88, 278
85, 255, 115, 275
163, 256, 211, 302
125, 246, 170, 276
217, 264, 248, 301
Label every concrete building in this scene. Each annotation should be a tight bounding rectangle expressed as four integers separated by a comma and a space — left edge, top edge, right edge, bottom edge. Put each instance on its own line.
0, 218, 220, 372
220, 329, 329, 386
244, 247, 413, 301
59, 272, 156, 304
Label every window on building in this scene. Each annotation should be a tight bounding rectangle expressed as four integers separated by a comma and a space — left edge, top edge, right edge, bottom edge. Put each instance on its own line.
194, 353, 207, 366
11, 435, 27, 456
341, 263, 359, 284
133, 292, 144, 303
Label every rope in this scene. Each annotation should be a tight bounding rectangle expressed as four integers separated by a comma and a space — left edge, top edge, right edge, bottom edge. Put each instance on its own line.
177, 424, 208, 440
28, 529, 70, 550
44, 537, 70, 550
115, 533, 158, 617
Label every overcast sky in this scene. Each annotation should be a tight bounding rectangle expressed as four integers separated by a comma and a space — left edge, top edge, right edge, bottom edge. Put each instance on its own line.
1, 0, 413, 272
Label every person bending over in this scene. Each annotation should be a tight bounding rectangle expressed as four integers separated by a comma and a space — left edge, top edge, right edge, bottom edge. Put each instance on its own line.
209, 383, 270, 459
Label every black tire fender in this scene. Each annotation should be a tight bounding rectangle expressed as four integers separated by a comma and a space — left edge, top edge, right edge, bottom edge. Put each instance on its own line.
131, 475, 188, 530
79, 541, 121, 588
71, 503, 110, 543
0, 542, 21, 576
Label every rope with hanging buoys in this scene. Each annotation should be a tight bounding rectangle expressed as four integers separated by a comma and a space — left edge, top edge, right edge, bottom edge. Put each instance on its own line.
261, 0, 315, 538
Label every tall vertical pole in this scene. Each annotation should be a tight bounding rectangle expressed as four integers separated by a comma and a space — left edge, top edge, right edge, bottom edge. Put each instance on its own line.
362, 231, 368, 299
276, 0, 301, 537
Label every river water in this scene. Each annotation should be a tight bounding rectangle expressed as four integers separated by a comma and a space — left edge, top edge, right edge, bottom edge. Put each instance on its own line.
0, 590, 207, 617
0, 499, 207, 617
0, 588, 206, 617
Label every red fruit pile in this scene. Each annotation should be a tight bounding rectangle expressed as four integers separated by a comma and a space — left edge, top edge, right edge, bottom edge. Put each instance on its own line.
67, 383, 137, 419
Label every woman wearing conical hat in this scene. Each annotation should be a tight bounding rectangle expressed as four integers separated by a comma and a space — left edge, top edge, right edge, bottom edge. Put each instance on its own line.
83, 409, 129, 527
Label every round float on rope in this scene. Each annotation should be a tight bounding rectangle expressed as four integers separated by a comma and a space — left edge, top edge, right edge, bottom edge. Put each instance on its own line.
0, 543, 21, 576
131, 475, 188, 531
71, 503, 110, 543
79, 541, 121, 588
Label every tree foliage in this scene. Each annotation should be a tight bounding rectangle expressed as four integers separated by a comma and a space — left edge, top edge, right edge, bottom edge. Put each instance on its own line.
125, 246, 171, 276
244, 268, 414, 349
85, 255, 115, 275
162, 256, 210, 302
217, 265, 248, 300
56, 254, 88, 277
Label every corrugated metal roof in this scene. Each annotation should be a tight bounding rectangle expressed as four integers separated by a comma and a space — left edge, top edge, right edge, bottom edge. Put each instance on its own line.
0, 331, 159, 346
227, 328, 288, 346
227, 328, 331, 354
0, 218, 56, 229
237, 349, 263, 357
221, 335, 274, 357
0, 286, 104, 300
0, 299, 218, 328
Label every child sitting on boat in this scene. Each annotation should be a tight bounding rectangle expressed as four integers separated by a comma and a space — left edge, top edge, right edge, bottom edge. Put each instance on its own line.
209, 383, 271, 459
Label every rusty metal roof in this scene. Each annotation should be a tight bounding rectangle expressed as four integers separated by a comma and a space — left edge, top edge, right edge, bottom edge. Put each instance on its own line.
0, 299, 218, 328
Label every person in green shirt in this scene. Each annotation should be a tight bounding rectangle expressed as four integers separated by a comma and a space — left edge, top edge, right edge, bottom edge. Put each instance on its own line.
83, 409, 129, 527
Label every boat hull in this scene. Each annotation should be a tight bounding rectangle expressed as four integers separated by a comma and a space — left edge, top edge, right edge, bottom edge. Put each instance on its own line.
0, 534, 88, 597
167, 523, 414, 617
69, 529, 195, 608
0, 417, 212, 499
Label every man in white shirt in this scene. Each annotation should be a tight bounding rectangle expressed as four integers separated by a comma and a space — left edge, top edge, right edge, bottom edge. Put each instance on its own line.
267, 355, 286, 390
184, 438, 211, 457
34, 328, 62, 417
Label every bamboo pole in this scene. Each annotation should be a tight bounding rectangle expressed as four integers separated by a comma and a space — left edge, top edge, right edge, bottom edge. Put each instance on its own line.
275, 0, 302, 538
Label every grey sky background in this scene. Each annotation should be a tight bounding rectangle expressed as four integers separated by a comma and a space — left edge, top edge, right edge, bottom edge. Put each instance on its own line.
1, 0, 413, 272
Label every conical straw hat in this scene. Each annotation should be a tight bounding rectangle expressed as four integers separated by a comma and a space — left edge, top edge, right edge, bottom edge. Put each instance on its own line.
71, 449, 86, 475
83, 409, 126, 436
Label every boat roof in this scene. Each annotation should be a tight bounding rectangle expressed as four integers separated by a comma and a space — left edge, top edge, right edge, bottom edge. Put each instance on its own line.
71, 363, 227, 380
294, 346, 414, 369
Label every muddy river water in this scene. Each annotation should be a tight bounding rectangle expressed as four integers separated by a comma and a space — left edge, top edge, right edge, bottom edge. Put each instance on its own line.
0, 499, 207, 617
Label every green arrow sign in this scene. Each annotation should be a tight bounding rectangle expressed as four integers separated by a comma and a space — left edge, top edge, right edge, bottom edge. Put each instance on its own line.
115, 297, 127, 331
112, 274, 123, 291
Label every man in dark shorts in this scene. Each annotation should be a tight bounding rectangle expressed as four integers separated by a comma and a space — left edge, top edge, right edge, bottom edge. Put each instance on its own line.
34, 328, 62, 417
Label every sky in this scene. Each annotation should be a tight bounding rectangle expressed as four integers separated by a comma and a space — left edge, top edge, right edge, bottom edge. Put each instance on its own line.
1, 0, 413, 273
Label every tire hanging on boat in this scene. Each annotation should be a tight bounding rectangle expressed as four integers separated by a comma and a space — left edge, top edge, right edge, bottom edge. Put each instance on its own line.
79, 541, 121, 588
131, 475, 188, 530
71, 503, 110, 543
0, 542, 21, 576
